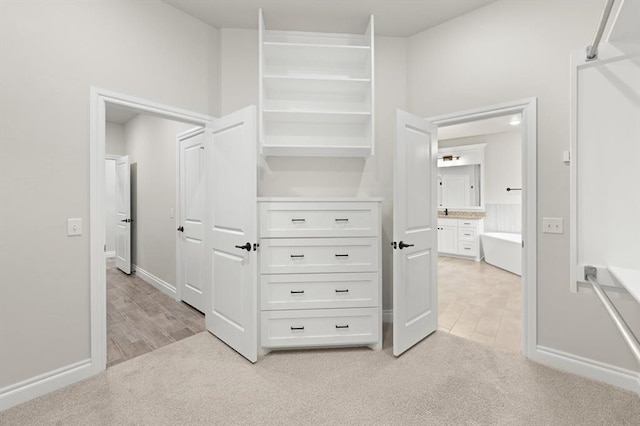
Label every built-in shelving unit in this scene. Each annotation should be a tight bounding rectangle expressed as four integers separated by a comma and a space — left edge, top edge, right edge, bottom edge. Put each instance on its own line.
259, 10, 375, 157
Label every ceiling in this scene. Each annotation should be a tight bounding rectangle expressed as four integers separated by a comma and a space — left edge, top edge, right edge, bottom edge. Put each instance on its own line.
105, 104, 139, 125
439, 114, 521, 140
162, 0, 497, 37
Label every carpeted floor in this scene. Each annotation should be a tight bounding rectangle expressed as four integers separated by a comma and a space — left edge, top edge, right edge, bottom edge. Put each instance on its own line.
2, 328, 639, 425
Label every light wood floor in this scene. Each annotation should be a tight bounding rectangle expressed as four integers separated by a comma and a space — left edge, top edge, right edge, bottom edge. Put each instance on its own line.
438, 256, 521, 353
106, 260, 205, 368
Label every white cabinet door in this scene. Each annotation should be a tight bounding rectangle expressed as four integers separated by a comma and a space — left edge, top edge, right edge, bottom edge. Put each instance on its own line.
393, 109, 438, 357
178, 130, 206, 312
115, 155, 131, 274
438, 225, 458, 254
205, 106, 258, 363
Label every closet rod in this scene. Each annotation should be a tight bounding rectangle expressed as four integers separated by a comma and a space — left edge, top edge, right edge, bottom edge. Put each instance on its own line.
586, 0, 616, 61
585, 266, 640, 364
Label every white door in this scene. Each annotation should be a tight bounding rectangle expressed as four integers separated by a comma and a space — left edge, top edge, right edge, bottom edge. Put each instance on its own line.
115, 155, 131, 274
178, 129, 206, 312
205, 106, 258, 363
393, 109, 438, 356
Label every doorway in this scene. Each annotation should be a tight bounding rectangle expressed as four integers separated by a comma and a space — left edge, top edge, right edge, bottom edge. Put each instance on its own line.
90, 88, 214, 373
103, 104, 207, 367
428, 98, 537, 357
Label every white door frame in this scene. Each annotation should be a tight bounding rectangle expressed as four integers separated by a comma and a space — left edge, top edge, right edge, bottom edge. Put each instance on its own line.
427, 97, 537, 358
90, 87, 214, 374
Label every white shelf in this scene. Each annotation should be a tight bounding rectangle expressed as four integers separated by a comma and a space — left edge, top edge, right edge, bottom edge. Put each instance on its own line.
608, 266, 640, 304
263, 110, 371, 124
259, 11, 375, 157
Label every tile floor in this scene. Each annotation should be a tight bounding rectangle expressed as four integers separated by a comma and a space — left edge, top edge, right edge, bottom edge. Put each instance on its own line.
106, 260, 205, 368
437, 256, 521, 353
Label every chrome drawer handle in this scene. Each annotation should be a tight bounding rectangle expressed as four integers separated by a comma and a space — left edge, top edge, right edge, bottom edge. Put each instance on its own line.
335, 325, 349, 329
291, 218, 306, 223
335, 218, 349, 222
290, 326, 304, 331
335, 254, 349, 258
290, 254, 305, 258
335, 289, 349, 293
290, 290, 304, 294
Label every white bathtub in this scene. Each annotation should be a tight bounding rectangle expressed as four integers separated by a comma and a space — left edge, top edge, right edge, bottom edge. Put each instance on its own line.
480, 232, 522, 276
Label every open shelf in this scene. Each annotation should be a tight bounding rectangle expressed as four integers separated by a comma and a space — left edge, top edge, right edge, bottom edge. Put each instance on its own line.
259, 10, 375, 157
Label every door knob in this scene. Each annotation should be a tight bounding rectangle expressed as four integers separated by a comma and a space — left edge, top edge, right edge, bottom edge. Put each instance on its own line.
120, 218, 132, 223
398, 241, 414, 249
177, 226, 184, 232
235, 242, 252, 251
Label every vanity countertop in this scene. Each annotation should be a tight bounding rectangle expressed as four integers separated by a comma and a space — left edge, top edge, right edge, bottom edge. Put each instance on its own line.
437, 211, 486, 220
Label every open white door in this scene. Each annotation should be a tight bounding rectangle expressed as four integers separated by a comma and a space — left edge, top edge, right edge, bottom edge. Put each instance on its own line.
393, 109, 438, 356
205, 106, 258, 362
178, 129, 206, 312
115, 155, 131, 274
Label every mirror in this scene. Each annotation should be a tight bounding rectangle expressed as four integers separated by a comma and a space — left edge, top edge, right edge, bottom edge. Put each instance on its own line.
437, 144, 485, 210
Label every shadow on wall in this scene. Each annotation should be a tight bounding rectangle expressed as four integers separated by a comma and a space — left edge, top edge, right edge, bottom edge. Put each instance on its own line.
131, 162, 137, 266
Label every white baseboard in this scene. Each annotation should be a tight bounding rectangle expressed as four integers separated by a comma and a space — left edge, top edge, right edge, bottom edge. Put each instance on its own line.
533, 345, 639, 395
382, 309, 393, 323
0, 359, 93, 412
133, 265, 176, 298
105, 251, 115, 258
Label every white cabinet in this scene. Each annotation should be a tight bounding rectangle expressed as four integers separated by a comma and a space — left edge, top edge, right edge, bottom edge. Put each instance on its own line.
258, 11, 375, 157
437, 218, 484, 261
259, 198, 382, 351
437, 218, 458, 254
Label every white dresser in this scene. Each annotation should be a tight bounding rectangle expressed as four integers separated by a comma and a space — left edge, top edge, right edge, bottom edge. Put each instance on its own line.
258, 198, 382, 351
437, 217, 484, 261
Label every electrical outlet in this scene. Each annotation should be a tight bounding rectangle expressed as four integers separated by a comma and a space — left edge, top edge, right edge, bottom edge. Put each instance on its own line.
542, 217, 563, 234
67, 218, 82, 236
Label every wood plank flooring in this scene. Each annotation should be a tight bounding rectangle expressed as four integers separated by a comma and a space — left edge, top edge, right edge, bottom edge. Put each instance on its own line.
106, 260, 205, 368
438, 256, 522, 353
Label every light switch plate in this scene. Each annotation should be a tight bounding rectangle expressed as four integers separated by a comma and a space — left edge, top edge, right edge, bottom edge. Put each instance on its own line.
67, 218, 82, 236
542, 217, 563, 234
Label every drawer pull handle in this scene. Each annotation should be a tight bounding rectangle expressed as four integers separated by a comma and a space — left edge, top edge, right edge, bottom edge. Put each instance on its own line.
335, 218, 349, 222
335, 289, 349, 293
291, 218, 306, 223
464, 233, 471, 236
290, 326, 305, 331
290, 290, 304, 294
335, 254, 349, 258
335, 325, 349, 329
290, 254, 305, 258
464, 247, 471, 250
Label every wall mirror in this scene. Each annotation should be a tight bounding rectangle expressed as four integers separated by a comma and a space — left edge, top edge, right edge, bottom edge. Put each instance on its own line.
437, 144, 485, 210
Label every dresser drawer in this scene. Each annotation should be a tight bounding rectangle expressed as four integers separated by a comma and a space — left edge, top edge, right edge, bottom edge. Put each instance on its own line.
259, 202, 378, 238
260, 238, 378, 274
261, 273, 378, 310
458, 228, 477, 241
458, 219, 478, 229
458, 241, 478, 257
261, 308, 379, 348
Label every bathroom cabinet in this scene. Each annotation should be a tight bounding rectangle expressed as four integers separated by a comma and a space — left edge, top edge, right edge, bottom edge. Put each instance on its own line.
259, 198, 382, 351
258, 11, 375, 157
437, 217, 484, 261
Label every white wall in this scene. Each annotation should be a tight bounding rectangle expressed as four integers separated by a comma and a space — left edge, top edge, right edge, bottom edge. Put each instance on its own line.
219, 29, 408, 311
0, 0, 218, 390
440, 132, 521, 205
408, 0, 640, 372
106, 122, 126, 156
125, 115, 192, 286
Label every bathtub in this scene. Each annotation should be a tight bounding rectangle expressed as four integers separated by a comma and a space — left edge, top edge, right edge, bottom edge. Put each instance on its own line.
480, 232, 522, 276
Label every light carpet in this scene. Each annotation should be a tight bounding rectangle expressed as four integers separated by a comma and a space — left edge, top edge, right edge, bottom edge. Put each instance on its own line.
2, 329, 639, 425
